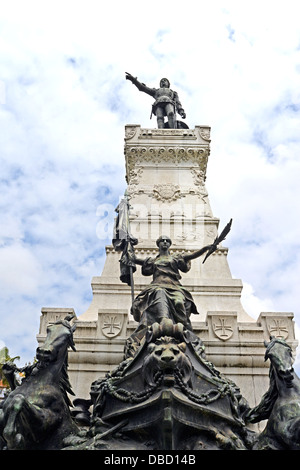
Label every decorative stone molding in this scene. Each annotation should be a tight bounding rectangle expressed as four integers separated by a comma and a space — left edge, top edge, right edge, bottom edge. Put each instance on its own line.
105, 245, 227, 259
187, 185, 208, 203
191, 168, 206, 185
139, 128, 196, 139
127, 184, 209, 203
125, 146, 209, 180
207, 312, 238, 341
258, 312, 295, 341
125, 126, 138, 140
39, 308, 77, 336
124, 125, 211, 143
152, 183, 181, 202
100, 312, 126, 339
98, 309, 128, 339
127, 167, 143, 185
126, 184, 146, 198
195, 126, 211, 142
126, 145, 209, 163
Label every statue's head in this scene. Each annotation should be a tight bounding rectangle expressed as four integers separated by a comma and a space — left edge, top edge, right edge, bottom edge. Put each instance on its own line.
160, 78, 170, 88
156, 235, 172, 248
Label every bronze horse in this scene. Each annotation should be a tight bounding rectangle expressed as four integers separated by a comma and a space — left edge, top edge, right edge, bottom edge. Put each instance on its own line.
0, 315, 79, 450
246, 336, 300, 450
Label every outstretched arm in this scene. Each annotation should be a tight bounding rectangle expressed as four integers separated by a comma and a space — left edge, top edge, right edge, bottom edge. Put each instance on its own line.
183, 244, 213, 262
132, 256, 145, 266
128, 251, 145, 266
183, 219, 233, 264
125, 72, 156, 98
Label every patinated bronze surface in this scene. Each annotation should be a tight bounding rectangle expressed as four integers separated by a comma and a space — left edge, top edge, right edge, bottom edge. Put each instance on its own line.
129, 222, 232, 332
245, 336, 300, 450
130, 235, 214, 331
1, 234, 300, 449
85, 319, 254, 450
126, 73, 186, 129
0, 315, 79, 450
2, 311, 300, 449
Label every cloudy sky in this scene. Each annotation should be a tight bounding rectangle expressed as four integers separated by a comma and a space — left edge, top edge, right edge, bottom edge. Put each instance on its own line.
1, 0, 300, 372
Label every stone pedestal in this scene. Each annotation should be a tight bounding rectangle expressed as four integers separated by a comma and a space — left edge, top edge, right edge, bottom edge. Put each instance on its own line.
38, 125, 298, 413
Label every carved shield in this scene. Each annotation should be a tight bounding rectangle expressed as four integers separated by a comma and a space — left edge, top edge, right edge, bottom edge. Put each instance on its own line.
266, 318, 289, 340
153, 183, 181, 202
101, 313, 124, 339
212, 317, 234, 341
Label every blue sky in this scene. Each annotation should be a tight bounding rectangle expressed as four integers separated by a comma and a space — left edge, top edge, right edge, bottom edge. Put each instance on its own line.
1, 0, 300, 372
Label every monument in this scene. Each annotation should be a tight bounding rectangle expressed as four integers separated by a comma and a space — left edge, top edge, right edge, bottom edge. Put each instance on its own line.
39, 75, 296, 409
1, 74, 299, 450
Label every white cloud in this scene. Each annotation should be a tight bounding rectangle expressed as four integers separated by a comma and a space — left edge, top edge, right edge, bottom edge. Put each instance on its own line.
240, 282, 275, 319
0, 243, 42, 295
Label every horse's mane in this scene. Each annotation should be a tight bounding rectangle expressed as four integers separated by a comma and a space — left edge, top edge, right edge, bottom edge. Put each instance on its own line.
246, 365, 278, 423
52, 317, 76, 407
246, 337, 293, 423
59, 355, 75, 407
54, 318, 76, 407
23, 318, 76, 408
23, 351, 75, 408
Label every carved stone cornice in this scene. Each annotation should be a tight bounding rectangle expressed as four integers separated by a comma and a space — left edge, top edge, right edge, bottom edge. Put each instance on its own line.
124, 125, 211, 143
138, 128, 197, 139
105, 245, 228, 257
125, 146, 209, 181
125, 145, 209, 163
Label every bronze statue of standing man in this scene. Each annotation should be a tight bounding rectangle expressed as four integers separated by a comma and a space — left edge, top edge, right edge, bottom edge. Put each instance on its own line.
126, 73, 186, 129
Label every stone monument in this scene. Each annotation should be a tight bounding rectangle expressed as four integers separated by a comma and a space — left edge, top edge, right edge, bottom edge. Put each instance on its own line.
2, 74, 300, 451
37, 75, 298, 429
